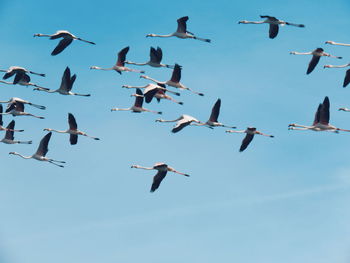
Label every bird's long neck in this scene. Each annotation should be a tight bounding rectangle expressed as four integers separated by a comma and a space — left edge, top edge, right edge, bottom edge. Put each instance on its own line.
290, 51, 312, 55
111, 108, 131, 111
125, 61, 147, 66
33, 33, 51, 37
239, 21, 265, 24
12, 152, 32, 159
16, 140, 32, 144
0, 80, 14, 85
325, 64, 350, 68
90, 66, 114, 71
149, 33, 174, 38
328, 42, 350, 47
141, 75, 162, 84
132, 165, 153, 170
45, 129, 67, 133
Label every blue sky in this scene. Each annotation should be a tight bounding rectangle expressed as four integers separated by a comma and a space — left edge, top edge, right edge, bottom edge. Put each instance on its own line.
1, 0, 350, 262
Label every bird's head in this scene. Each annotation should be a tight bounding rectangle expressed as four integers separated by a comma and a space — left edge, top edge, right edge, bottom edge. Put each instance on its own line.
324, 65, 331, 68
9, 152, 16, 155
155, 119, 163, 122
139, 75, 147, 79
288, 123, 296, 127
325, 41, 335, 45
146, 34, 155, 37
131, 165, 139, 168
339, 108, 347, 111
238, 20, 248, 24
90, 66, 98, 70
33, 33, 41, 37
43, 128, 51, 131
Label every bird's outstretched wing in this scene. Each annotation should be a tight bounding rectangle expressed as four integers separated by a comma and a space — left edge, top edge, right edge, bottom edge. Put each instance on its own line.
240, 133, 254, 152
170, 64, 181, 83
307, 55, 320, 74
150, 170, 167, 192
343, 69, 350, 88
36, 132, 52, 156
319, 96, 330, 125
5, 120, 15, 140
68, 113, 78, 130
269, 24, 279, 39
209, 99, 221, 122
70, 134, 78, 145
51, 38, 73, 56
177, 16, 188, 33
116, 46, 130, 67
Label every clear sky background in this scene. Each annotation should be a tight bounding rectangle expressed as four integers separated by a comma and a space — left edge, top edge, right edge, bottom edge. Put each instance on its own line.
1, 0, 350, 262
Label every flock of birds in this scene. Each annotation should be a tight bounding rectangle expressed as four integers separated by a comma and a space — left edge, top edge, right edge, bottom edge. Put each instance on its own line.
2, 15, 350, 192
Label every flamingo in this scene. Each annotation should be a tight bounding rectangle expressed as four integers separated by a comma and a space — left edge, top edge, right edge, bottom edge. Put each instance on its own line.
131, 163, 190, 192
90, 47, 145, 74
111, 88, 162, 114
125, 47, 175, 68
146, 16, 211, 42
156, 114, 202, 133
238, 15, 305, 39
0, 105, 24, 132
288, 96, 350, 132
339, 107, 350, 112
0, 97, 46, 110
325, 41, 350, 47
226, 127, 274, 152
34, 67, 90, 96
290, 48, 342, 74
0, 74, 45, 89
44, 113, 100, 145
140, 64, 204, 96
1, 101, 44, 119
33, 30, 95, 56
192, 99, 236, 129
9, 132, 66, 167
324, 63, 350, 88
0, 66, 45, 84
122, 83, 183, 105
0, 121, 31, 144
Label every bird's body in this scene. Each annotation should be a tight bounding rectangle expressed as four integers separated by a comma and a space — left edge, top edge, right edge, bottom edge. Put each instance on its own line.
122, 83, 183, 105
33, 30, 95, 56
146, 16, 211, 42
324, 63, 350, 87
125, 47, 175, 68
111, 88, 162, 114
131, 162, 189, 192
90, 47, 145, 74
288, 96, 350, 132
9, 132, 66, 167
1, 101, 44, 119
238, 15, 305, 39
140, 64, 204, 96
0, 120, 31, 144
156, 114, 202, 133
44, 113, 100, 145
226, 127, 274, 152
290, 48, 342, 74
34, 67, 90, 96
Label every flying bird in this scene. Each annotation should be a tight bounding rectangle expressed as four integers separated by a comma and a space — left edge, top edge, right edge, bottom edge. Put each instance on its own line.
192, 99, 236, 129
226, 127, 274, 152
131, 163, 189, 192
238, 15, 305, 39
140, 64, 204, 96
146, 16, 211, 42
156, 114, 202, 133
339, 107, 350, 112
0, 121, 31, 144
290, 48, 342, 74
0, 97, 46, 110
122, 83, 183, 105
9, 132, 66, 167
0, 105, 24, 132
325, 41, 350, 47
125, 47, 176, 68
33, 30, 95, 56
34, 67, 90, 96
288, 96, 350, 132
90, 47, 145, 74
44, 113, 100, 145
324, 63, 350, 87
0, 66, 45, 84
0, 73, 45, 89
1, 101, 44, 119
111, 88, 162, 114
